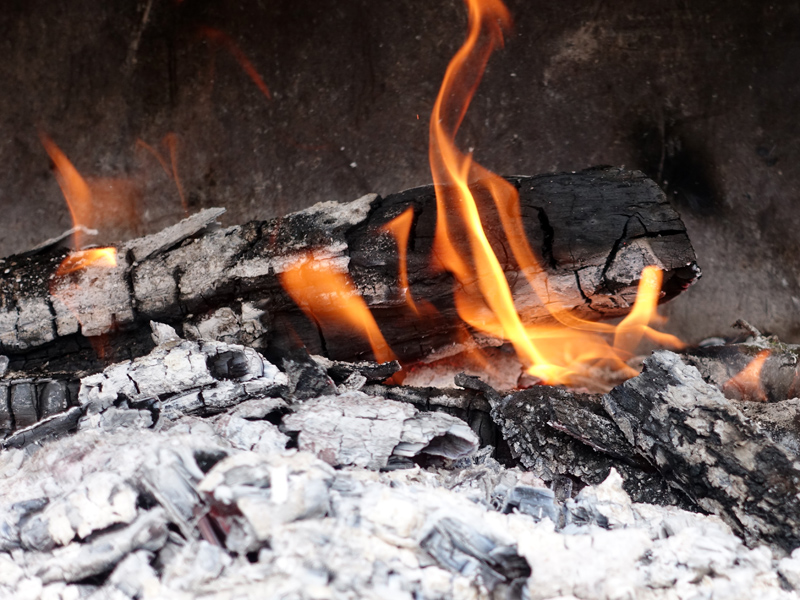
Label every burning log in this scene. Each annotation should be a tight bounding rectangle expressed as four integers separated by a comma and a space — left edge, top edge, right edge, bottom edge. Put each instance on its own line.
1, 166, 698, 374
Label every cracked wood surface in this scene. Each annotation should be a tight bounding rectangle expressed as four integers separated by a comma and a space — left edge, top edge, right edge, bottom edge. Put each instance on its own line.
0, 167, 698, 370
604, 350, 800, 553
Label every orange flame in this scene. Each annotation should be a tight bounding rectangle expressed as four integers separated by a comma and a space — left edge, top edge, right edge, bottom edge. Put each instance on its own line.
723, 349, 770, 402
279, 254, 397, 364
56, 248, 118, 276
427, 0, 681, 388
197, 27, 272, 101
277, 0, 682, 389
42, 135, 121, 359
382, 207, 419, 314
41, 134, 95, 249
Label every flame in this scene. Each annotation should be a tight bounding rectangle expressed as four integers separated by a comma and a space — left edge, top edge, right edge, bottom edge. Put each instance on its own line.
426, 0, 681, 388
276, 0, 682, 389
723, 349, 770, 402
41, 134, 94, 249
42, 135, 122, 359
197, 27, 272, 101
56, 248, 118, 276
279, 254, 397, 364
382, 208, 419, 314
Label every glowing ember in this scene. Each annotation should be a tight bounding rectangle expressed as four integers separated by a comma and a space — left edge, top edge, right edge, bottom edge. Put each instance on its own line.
56, 247, 118, 276
723, 349, 770, 402
279, 254, 397, 364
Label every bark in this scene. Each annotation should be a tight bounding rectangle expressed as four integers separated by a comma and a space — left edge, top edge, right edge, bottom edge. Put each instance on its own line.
0, 167, 698, 372
488, 382, 692, 507
604, 350, 800, 553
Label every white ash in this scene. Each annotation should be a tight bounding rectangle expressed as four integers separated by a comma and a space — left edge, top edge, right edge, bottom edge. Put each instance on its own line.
78, 322, 288, 422
282, 391, 479, 469
1, 412, 796, 600
124, 207, 226, 263
182, 304, 267, 348
1, 332, 799, 598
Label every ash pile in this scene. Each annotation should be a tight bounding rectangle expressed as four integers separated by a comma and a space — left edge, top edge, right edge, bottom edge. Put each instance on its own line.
3, 322, 800, 600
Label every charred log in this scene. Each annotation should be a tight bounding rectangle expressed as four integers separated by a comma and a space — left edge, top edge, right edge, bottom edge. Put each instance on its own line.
489, 383, 691, 507
0, 167, 698, 373
604, 350, 800, 553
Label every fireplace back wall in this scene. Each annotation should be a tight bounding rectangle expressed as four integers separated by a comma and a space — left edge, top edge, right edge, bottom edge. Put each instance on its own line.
0, 0, 797, 344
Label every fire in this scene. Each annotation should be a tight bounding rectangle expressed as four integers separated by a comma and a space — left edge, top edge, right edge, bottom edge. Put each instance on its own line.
41, 134, 139, 251
425, 0, 681, 388
382, 208, 419, 314
56, 248, 118, 276
42, 135, 121, 358
279, 254, 397, 364
41, 134, 95, 250
276, 0, 682, 390
723, 350, 770, 402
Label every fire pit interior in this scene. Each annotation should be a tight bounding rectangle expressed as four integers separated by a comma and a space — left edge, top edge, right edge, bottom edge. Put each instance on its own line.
0, 0, 799, 598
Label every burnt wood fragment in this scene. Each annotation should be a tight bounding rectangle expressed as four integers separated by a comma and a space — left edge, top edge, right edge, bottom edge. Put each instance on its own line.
3, 406, 82, 450
490, 384, 689, 506
0, 167, 698, 372
604, 350, 800, 552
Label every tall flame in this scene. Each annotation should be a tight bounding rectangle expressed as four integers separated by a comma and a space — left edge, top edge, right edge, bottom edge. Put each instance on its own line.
427, 0, 681, 388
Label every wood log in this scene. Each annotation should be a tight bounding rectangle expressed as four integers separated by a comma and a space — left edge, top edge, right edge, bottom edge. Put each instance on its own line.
0, 167, 699, 373
487, 381, 692, 507
604, 350, 800, 553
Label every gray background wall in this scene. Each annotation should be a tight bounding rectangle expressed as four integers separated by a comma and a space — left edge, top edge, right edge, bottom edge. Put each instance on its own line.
0, 0, 798, 343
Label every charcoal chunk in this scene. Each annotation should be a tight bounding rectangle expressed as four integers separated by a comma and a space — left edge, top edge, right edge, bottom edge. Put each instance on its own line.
420, 517, 531, 590
10, 382, 37, 428
40, 380, 69, 418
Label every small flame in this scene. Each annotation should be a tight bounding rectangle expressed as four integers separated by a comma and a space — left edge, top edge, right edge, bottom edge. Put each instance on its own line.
382, 207, 419, 314
723, 349, 770, 402
279, 254, 397, 364
56, 248, 118, 276
43, 135, 122, 360
41, 134, 94, 249
197, 27, 272, 101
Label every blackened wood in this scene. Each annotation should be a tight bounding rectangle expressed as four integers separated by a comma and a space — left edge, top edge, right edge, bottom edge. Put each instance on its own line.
0, 167, 698, 370
10, 383, 38, 429
2, 406, 82, 450
604, 350, 800, 552
490, 384, 690, 507
0, 376, 81, 438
